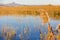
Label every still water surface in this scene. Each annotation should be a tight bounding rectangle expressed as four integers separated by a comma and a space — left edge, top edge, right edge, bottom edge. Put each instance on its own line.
0, 16, 60, 40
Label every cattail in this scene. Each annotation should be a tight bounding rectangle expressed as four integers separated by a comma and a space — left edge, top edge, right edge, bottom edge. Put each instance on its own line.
39, 30, 43, 40
57, 24, 60, 33
45, 24, 56, 40
56, 34, 60, 40
55, 24, 60, 40
48, 23, 53, 32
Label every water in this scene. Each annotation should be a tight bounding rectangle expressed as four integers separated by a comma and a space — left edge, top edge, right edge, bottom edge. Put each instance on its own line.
0, 16, 60, 40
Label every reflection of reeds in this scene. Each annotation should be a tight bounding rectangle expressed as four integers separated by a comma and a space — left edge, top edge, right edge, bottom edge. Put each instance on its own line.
0, 23, 60, 40
19, 25, 30, 40
1, 26, 16, 40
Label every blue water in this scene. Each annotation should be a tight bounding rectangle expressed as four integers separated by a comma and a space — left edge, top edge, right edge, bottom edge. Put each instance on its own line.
0, 16, 60, 40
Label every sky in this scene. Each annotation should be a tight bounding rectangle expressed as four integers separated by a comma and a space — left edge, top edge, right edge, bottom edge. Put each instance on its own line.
0, 0, 60, 5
